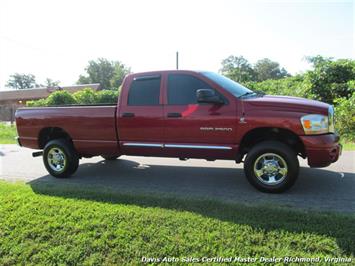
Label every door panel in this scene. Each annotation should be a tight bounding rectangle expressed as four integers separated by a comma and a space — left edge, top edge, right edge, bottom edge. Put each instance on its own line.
118, 106, 164, 142
163, 73, 238, 159
117, 74, 164, 155
164, 104, 237, 144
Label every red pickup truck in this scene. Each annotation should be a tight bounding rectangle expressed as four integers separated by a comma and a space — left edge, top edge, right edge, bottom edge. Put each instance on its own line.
15, 70, 341, 193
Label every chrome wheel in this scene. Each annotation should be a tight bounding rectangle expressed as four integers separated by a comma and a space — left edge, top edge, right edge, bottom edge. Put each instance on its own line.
253, 153, 288, 185
47, 147, 67, 173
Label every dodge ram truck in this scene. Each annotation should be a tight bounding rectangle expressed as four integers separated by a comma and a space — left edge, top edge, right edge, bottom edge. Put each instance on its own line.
15, 70, 341, 193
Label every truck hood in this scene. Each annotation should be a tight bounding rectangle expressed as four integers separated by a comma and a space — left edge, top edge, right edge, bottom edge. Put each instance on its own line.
242, 95, 329, 115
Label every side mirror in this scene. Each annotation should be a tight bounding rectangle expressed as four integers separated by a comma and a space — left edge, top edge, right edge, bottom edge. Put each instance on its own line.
197, 89, 224, 104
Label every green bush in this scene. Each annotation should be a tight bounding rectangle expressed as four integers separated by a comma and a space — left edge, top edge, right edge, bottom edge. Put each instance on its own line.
244, 75, 312, 98
26, 98, 48, 107
334, 93, 355, 141
304, 59, 355, 103
46, 90, 77, 106
243, 58, 355, 105
73, 88, 97, 104
26, 88, 119, 107
96, 89, 119, 104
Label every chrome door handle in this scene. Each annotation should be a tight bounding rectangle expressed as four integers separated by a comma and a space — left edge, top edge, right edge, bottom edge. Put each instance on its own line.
167, 112, 182, 118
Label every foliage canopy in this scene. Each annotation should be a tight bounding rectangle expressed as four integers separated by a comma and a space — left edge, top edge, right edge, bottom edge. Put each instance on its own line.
77, 58, 131, 90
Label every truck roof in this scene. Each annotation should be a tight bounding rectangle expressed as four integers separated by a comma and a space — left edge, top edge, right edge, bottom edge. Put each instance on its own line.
126, 69, 203, 78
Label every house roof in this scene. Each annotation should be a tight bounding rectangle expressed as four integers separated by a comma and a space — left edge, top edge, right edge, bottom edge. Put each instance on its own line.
0, 84, 100, 102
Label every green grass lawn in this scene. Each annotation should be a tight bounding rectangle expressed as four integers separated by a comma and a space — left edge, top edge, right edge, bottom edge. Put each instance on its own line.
0, 123, 17, 144
342, 141, 355, 151
0, 181, 354, 265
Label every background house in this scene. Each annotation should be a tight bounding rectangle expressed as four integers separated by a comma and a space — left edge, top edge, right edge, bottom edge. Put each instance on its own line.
0, 84, 100, 122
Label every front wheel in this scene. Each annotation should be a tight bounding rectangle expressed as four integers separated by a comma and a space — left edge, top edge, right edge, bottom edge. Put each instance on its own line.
43, 139, 79, 178
244, 141, 299, 193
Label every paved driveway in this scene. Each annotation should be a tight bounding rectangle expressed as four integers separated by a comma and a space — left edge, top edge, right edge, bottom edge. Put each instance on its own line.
1, 144, 354, 213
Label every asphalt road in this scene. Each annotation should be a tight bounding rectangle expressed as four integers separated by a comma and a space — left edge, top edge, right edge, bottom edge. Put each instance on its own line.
1, 144, 354, 213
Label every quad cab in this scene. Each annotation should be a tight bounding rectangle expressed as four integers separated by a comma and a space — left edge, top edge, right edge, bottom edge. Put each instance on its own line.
16, 70, 341, 193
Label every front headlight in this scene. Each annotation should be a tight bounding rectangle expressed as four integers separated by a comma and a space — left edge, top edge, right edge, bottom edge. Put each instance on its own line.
300, 114, 329, 135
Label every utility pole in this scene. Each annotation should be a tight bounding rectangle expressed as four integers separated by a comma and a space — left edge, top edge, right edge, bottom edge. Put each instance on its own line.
176, 51, 179, 70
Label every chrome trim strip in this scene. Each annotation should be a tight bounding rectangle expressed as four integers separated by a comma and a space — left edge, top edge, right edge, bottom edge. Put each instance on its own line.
74, 139, 117, 143
164, 144, 232, 150
123, 143, 163, 148
122, 142, 232, 150
20, 137, 37, 140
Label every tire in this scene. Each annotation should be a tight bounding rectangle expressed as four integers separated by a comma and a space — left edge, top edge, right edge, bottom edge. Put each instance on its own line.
43, 138, 79, 178
101, 155, 120, 161
244, 141, 299, 193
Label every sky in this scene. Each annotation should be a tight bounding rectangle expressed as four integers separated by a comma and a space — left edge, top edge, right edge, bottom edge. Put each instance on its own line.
0, 0, 353, 89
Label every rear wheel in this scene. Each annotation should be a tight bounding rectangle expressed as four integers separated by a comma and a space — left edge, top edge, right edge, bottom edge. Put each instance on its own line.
43, 139, 79, 178
244, 141, 299, 193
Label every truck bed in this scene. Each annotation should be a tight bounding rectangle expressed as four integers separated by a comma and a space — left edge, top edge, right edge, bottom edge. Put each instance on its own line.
15, 105, 119, 156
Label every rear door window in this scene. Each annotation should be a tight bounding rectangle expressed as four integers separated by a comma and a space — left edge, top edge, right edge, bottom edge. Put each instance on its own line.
128, 76, 161, 105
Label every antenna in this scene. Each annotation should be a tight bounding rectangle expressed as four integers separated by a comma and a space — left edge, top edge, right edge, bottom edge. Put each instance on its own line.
176, 51, 179, 70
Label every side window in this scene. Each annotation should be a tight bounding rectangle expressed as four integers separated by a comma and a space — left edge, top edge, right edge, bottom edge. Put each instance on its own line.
167, 74, 213, 105
128, 76, 161, 106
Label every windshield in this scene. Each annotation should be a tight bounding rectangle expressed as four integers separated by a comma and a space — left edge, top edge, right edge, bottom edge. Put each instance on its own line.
201, 71, 254, 98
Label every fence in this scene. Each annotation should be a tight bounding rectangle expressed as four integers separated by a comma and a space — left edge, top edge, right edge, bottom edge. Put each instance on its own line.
0, 104, 21, 123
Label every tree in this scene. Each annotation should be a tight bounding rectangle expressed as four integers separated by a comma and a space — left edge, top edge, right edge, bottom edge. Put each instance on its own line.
254, 58, 290, 81
305, 56, 355, 103
220, 56, 255, 83
44, 78, 60, 87
305, 55, 332, 68
334, 93, 355, 141
6, 73, 37, 90
77, 58, 131, 89
110, 62, 130, 89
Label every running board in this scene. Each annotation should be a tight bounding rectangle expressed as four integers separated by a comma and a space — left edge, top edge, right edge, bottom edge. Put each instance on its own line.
32, 151, 43, 157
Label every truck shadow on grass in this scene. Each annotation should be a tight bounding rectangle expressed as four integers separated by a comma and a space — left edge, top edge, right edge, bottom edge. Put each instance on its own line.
29, 158, 355, 256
